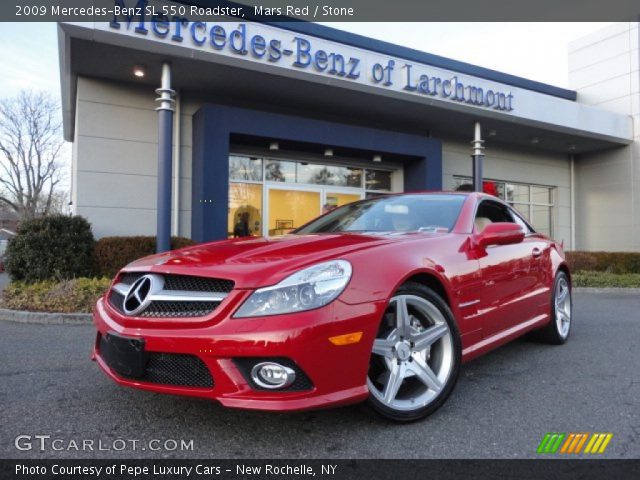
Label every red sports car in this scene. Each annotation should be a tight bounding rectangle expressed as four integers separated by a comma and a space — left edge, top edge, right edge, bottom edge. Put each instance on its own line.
93, 192, 572, 421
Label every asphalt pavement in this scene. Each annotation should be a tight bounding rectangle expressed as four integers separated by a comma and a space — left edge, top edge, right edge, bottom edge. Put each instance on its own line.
0, 291, 638, 459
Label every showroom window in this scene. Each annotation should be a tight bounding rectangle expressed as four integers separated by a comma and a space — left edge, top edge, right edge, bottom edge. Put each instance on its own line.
453, 176, 555, 237
228, 154, 395, 237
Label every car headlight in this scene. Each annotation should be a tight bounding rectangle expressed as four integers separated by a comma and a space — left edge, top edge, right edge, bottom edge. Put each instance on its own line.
234, 260, 352, 318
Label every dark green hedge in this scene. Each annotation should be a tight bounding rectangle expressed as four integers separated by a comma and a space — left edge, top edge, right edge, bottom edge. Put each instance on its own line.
565, 251, 640, 274
5, 215, 94, 283
92, 236, 196, 278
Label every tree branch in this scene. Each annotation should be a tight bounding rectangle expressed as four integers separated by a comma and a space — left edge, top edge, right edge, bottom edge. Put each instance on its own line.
0, 90, 68, 218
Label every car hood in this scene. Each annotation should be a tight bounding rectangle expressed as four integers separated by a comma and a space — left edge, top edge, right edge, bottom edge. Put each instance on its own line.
123, 232, 443, 288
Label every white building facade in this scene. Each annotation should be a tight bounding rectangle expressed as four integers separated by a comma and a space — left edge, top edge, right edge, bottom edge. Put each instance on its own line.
569, 22, 640, 251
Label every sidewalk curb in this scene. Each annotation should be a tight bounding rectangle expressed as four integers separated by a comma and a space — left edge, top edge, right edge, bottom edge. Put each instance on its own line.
0, 308, 92, 325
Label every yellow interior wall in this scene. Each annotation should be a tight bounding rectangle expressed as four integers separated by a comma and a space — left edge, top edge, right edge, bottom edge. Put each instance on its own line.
268, 189, 321, 235
325, 192, 361, 207
228, 184, 362, 237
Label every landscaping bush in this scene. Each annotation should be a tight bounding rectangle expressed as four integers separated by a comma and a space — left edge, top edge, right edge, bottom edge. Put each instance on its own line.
564, 251, 598, 272
572, 271, 640, 288
0, 277, 111, 313
5, 215, 94, 283
565, 251, 640, 274
92, 236, 196, 278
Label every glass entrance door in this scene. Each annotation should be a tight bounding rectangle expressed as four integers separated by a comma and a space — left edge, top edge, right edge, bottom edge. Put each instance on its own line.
228, 154, 395, 239
266, 186, 363, 236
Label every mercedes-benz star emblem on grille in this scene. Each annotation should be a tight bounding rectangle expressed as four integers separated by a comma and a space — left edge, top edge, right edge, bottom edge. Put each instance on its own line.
123, 274, 164, 316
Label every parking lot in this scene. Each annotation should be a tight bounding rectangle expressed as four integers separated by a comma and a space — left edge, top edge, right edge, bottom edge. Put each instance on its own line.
0, 291, 638, 459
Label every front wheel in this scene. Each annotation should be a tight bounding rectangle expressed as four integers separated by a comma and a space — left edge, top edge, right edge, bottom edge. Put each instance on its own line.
366, 282, 461, 422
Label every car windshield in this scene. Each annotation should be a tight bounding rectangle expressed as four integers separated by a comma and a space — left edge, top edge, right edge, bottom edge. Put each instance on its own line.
295, 194, 466, 234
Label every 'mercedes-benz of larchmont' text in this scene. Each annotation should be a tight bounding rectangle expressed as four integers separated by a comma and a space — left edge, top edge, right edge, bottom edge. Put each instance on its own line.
15, 463, 337, 477
107, 0, 514, 111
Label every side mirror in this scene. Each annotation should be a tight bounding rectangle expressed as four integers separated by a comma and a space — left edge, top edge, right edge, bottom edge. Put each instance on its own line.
475, 222, 525, 248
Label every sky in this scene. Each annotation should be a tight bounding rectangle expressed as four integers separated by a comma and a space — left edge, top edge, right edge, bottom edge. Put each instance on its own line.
0, 22, 613, 101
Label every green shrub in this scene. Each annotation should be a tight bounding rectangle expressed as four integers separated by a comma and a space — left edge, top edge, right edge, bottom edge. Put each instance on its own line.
572, 271, 640, 288
5, 215, 94, 283
92, 236, 196, 278
565, 251, 640, 274
0, 277, 111, 313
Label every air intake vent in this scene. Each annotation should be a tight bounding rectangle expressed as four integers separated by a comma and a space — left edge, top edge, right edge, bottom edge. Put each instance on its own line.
99, 334, 213, 388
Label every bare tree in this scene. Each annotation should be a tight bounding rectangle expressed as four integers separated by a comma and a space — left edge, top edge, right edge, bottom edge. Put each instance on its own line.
0, 91, 66, 219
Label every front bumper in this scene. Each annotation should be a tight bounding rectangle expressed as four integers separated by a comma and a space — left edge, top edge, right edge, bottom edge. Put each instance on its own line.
92, 295, 385, 411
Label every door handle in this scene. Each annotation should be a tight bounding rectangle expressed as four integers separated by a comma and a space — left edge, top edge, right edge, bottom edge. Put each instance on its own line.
532, 247, 542, 258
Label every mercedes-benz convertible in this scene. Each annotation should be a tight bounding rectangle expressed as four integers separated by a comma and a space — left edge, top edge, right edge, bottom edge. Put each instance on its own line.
93, 192, 571, 421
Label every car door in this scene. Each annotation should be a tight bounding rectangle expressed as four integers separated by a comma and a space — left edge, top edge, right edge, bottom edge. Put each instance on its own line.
473, 199, 539, 338
507, 205, 553, 322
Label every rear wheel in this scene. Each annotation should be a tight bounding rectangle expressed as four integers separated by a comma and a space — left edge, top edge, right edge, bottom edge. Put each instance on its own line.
366, 282, 461, 422
536, 271, 572, 344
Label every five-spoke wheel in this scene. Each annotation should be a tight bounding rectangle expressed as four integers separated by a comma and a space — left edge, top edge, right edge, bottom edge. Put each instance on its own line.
555, 275, 571, 339
367, 282, 461, 421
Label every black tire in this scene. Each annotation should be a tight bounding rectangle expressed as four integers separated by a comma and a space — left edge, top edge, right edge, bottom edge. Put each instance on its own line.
534, 271, 572, 345
366, 282, 461, 422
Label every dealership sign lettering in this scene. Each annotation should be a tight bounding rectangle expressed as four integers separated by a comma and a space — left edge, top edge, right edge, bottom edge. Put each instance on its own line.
109, 0, 514, 111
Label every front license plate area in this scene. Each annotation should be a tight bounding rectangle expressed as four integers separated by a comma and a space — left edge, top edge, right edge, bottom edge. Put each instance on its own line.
100, 332, 147, 378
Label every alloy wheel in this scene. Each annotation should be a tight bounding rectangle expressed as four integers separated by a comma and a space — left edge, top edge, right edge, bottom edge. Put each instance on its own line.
367, 294, 454, 412
555, 276, 571, 338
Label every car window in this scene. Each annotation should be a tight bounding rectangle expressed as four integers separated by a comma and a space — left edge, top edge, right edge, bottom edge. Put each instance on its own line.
295, 194, 466, 234
508, 208, 534, 234
474, 200, 514, 232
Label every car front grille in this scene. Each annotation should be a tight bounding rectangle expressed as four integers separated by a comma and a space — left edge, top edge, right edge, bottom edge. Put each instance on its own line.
108, 272, 233, 319
137, 301, 219, 318
163, 275, 234, 293
117, 273, 234, 293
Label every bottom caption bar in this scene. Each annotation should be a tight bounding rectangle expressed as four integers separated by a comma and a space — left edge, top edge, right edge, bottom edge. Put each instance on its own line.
2, 459, 639, 480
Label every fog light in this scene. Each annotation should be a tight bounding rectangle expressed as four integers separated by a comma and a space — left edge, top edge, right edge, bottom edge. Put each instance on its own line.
251, 362, 296, 389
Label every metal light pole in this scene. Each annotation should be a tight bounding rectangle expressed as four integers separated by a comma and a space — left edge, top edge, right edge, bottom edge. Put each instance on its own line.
471, 121, 485, 192
155, 62, 175, 253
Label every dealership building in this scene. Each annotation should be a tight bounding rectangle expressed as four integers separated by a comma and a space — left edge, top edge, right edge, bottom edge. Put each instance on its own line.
57, 18, 639, 251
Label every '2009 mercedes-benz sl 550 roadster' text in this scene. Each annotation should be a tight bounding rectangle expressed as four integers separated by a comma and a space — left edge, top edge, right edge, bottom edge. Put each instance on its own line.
93, 192, 571, 421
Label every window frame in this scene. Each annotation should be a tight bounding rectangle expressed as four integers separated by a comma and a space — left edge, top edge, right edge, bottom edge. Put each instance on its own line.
454, 176, 554, 237
229, 153, 401, 237
473, 197, 537, 236
230, 153, 397, 193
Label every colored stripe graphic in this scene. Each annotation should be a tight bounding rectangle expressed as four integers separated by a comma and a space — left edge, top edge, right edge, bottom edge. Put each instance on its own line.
560, 433, 575, 453
574, 433, 589, 453
537, 433, 565, 454
584, 433, 613, 454
560, 433, 588, 454
537, 433, 553, 454
538, 433, 613, 454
